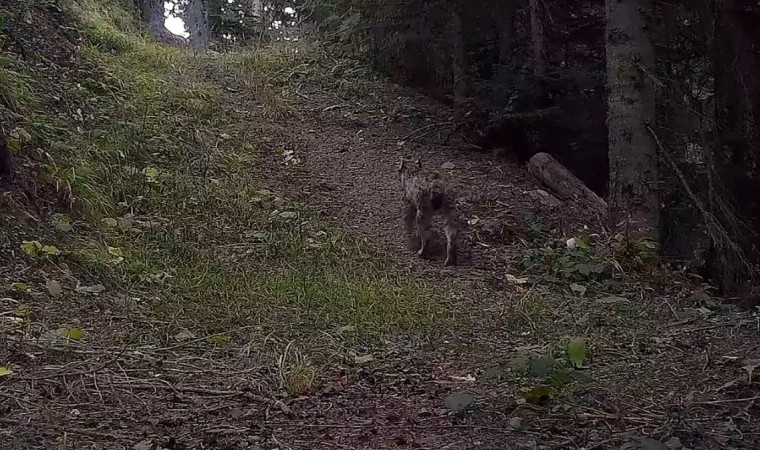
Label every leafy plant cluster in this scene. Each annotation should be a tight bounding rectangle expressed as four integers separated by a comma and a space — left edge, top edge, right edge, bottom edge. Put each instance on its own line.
519, 230, 662, 284
484, 337, 591, 406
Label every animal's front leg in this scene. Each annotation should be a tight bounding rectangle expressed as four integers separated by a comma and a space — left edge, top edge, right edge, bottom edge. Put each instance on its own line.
416, 208, 433, 258
403, 202, 420, 251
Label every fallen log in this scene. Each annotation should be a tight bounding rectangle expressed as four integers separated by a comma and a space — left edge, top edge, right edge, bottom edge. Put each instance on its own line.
527, 152, 607, 212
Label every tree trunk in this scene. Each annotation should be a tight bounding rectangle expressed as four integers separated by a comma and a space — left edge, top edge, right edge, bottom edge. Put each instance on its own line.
185, 0, 210, 49
450, 0, 467, 109
496, 0, 516, 77
605, 0, 659, 239
529, 0, 544, 75
528, 152, 607, 212
0, 126, 13, 183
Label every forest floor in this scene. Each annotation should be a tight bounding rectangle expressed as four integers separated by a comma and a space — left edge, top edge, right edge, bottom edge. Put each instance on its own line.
1, 1, 760, 449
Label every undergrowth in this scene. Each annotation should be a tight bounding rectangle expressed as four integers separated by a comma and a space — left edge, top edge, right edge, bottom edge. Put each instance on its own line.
2, 0, 441, 345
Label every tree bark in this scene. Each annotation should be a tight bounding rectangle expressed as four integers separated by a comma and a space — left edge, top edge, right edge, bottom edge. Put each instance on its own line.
496, 0, 516, 79
529, 0, 544, 75
185, 0, 210, 49
450, 0, 467, 109
0, 126, 13, 183
528, 152, 607, 212
605, 0, 659, 239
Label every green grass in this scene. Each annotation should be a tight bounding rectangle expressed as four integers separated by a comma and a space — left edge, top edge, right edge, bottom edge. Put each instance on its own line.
1, 0, 442, 346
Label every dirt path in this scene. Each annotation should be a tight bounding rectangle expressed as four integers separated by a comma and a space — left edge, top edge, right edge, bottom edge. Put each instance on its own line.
258, 80, 602, 281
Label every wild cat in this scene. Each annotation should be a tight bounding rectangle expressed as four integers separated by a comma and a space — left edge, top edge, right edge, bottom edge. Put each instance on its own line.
398, 158, 459, 266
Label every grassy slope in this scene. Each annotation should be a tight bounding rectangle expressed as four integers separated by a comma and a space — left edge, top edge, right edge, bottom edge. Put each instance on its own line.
2, 0, 440, 339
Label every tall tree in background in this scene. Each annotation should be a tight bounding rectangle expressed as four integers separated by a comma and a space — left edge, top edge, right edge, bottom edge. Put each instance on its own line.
529, 0, 544, 75
605, 0, 659, 238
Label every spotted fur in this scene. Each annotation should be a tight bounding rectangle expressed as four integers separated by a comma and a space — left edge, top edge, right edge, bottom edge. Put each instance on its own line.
398, 158, 459, 266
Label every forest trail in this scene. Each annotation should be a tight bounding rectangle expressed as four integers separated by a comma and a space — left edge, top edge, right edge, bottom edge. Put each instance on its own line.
1, 2, 760, 448
201, 57, 760, 449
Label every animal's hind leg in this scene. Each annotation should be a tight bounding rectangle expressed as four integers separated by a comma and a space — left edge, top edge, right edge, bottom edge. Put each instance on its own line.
442, 207, 458, 266
416, 208, 433, 258
403, 202, 419, 251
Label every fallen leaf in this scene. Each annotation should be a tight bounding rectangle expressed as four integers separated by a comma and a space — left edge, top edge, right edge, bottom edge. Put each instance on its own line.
46, 280, 63, 298
598, 295, 630, 305
506, 274, 529, 284
451, 374, 476, 382
107, 246, 124, 257
508, 417, 524, 430
76, 284, 107, 294
0, 366, 14, 377
354, 354, 374, 365
444, 392, 475, 412
102, 218, 118, 228
569, 283, 587, 296
441, 161, 456, 170
744, 360, 760, 383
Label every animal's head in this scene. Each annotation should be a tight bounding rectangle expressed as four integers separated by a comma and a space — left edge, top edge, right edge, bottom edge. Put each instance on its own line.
398, 158, 422, 178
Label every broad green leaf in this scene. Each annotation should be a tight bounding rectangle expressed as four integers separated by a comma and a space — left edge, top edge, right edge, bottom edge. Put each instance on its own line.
20, 240, 42, 255
67, 328, 84, 340
40, 245, 61, 256
46, 280, 63, 298
567, 337, 587, 368
523, 385, 553, 405
0, 366, 14, 377
444, 392, 476, 412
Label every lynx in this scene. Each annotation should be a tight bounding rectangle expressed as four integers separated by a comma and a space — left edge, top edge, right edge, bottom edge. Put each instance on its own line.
398, 158, 459, 266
